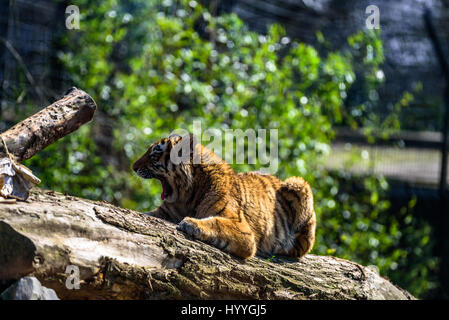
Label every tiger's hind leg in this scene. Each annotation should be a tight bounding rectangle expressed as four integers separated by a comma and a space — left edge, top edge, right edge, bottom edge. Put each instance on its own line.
279, 176, 316, 258
288, 217, 316, 257
177, 215, 257, 260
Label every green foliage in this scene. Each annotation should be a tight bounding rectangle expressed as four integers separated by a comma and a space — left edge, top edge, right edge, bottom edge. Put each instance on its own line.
21, 0, 436, 297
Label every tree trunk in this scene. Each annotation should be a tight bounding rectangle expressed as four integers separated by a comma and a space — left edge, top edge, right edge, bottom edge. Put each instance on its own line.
0, 188, 415, 300
0, 87, 96, 162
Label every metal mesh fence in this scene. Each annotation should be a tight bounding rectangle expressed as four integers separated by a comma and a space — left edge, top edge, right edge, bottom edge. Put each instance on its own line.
1, 0, 448, 187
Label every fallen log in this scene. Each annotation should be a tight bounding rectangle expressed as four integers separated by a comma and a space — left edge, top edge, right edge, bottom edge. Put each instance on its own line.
0, 188, 415, 300
0, 87, 96, 162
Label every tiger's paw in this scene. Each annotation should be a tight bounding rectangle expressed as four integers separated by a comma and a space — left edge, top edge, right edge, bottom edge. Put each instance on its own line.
177, 218, 203, 239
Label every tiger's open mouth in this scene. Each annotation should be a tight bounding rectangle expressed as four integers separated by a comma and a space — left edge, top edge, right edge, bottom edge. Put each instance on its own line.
134, 168, 173, 200
158, 177, 173, 200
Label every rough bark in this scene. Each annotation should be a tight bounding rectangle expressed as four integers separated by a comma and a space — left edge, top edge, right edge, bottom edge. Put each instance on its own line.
0, 87, 96, 162
0, 188, 414, 300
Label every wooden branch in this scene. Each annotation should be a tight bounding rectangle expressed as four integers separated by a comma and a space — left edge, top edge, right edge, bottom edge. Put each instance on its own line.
0, 189, 415, 300
0, 88, 96, 162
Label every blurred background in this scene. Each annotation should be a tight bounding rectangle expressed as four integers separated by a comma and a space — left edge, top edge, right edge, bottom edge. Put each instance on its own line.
1, 0, 449, 299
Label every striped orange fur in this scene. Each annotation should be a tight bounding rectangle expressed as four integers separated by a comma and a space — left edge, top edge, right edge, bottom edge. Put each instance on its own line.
132, 134, 316, 260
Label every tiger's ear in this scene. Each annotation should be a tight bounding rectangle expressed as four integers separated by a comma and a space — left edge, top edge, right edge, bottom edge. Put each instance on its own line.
168, 133, 183, 144
169, 133, 199, 164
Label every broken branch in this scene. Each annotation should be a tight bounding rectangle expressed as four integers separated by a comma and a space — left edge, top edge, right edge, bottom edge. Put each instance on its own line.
0, 87, 97, 162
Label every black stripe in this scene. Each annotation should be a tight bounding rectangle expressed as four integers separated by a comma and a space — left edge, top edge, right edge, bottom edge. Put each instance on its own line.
186, 189, 197, 208
277, 193, 295, 226
237, 208, 243, 223
161, 161, 168, 173
294, 235, 305, 254
273, 212, 281, 240
201, 199, 216, 217
173, 171, 182, 183
159, 205, 171, 218
257, 230, 265, 248
240, 178, 248, 204
153, 163, 163, 171
233, 180, 242, 203
276, 205, 290, 235
215, 205, 226, 216
255, 174, 269, 192
178, 165, 190, 184
164, 153, 170, 170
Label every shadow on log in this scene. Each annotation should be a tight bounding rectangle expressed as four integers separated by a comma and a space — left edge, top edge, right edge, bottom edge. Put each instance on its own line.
0, 188, 415, 300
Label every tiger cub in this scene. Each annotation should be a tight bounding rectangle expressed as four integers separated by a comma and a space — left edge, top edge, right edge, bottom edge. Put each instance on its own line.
132, 133, 316, 260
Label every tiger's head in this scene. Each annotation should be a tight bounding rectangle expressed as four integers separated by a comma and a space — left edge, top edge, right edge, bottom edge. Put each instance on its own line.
132, 134, 196, 203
